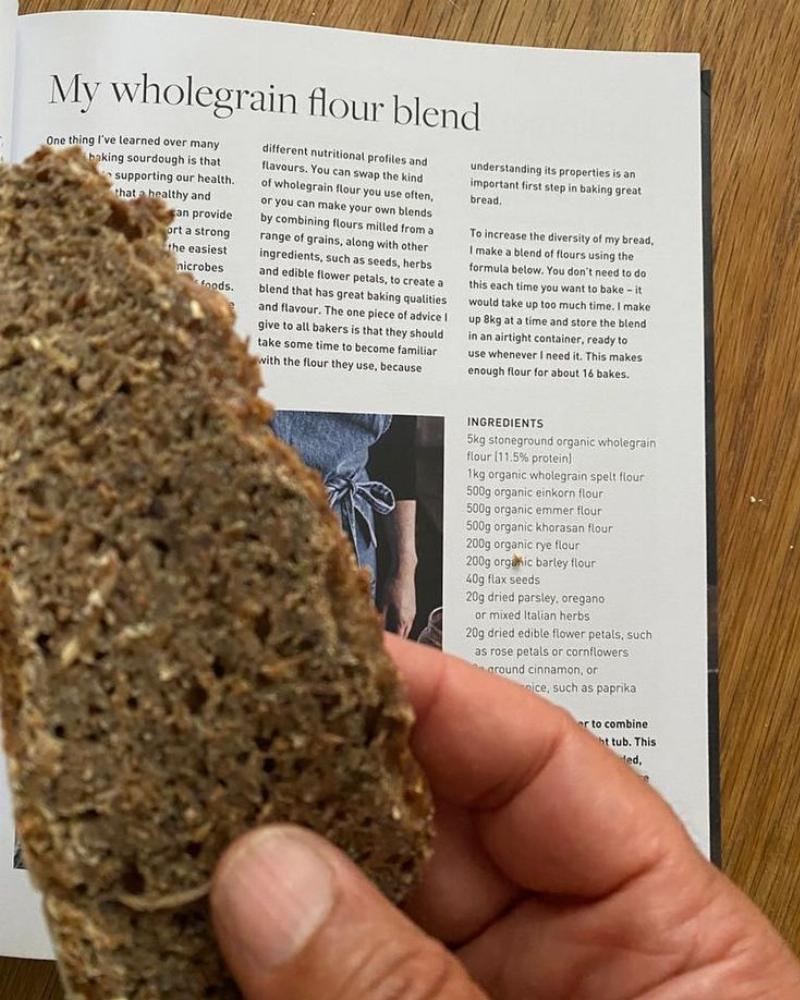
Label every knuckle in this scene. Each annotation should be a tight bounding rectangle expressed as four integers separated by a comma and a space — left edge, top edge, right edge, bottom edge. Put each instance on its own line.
336, 934, 465, 1000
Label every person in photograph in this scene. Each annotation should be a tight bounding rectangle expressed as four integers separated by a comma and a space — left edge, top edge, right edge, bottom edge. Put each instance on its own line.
271, 411, 419, 638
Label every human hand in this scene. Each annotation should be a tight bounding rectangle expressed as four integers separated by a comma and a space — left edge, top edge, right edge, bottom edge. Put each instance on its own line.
380, 569, 417, 639
211, 637, 800, 999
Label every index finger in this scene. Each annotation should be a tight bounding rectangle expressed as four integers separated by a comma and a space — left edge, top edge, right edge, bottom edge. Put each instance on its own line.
385, 634, 697, 899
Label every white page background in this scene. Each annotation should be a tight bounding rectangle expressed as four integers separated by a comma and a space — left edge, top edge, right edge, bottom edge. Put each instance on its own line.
3, 11, 709, 958
0, 0, 16, 159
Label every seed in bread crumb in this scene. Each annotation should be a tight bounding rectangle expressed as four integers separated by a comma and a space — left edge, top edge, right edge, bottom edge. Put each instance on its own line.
85, 590, 105, 611
60, 637, 81, 667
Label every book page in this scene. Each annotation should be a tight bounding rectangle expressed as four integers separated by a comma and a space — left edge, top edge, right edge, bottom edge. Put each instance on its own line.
0, 0, 15, 159
5, 10, 711, 958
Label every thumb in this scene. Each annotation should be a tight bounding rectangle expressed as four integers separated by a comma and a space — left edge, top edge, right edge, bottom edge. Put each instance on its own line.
211, 824, 486, 1000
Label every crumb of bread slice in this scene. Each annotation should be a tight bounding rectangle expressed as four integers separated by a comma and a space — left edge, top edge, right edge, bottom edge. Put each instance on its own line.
0, 146, 432, 999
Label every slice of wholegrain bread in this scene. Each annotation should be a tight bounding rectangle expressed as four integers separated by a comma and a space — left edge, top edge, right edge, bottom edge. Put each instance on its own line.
0, 147, 433, 999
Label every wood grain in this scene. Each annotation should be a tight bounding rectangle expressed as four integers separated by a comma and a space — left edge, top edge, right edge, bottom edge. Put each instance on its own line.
4, 1, 800, 995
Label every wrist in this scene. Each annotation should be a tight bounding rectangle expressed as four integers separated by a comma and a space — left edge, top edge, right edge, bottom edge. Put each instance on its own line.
393, 554, 418, 580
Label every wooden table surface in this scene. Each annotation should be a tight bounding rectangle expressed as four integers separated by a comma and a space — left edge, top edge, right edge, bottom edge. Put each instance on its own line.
4, 0, 800, 995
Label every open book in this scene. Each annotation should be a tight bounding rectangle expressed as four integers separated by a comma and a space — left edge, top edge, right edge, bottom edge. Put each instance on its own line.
0, 2, 717, 960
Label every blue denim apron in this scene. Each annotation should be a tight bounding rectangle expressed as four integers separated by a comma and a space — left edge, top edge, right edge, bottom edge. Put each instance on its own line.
271, 411, 396, 589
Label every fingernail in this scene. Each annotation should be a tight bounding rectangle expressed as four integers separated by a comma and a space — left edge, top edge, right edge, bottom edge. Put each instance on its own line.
213, 828, 335, 969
